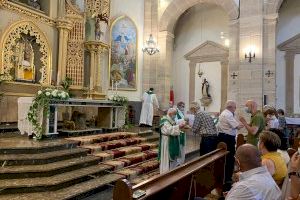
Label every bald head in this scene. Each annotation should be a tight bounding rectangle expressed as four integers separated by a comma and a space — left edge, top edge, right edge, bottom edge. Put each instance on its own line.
236, 144, 261, 171
226, 100, 237, 113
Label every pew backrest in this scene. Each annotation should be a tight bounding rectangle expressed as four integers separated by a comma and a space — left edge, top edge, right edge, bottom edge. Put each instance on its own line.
113, 143, 228, 200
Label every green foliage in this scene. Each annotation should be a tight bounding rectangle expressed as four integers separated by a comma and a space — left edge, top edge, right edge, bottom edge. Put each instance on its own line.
60, 77, 72, 92
27, 88, 70, 140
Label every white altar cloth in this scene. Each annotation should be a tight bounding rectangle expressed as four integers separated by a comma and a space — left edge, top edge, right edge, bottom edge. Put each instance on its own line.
18, 97, 34, 135
285, 117, 300, 125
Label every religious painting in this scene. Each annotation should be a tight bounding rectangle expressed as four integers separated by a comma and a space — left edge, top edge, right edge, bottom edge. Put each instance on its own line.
110, 16, 137, 90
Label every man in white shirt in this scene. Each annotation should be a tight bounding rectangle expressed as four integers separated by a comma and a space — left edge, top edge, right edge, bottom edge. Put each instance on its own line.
226, 144, 281, 200
217, 100, 243, 190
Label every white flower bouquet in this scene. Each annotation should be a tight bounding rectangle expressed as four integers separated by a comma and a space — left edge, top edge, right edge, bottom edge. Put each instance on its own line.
27, 88, 70, 140
108, 94, 128, 105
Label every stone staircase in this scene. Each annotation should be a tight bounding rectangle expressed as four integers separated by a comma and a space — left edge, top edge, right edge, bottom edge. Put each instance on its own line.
0, 130, 160, 200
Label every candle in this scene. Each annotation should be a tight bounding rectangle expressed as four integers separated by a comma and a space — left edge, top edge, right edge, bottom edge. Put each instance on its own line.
111, 80, 114, 91
116, 82, 118, 92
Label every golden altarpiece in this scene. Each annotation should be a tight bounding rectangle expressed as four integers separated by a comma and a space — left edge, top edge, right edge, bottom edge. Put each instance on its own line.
0, 0, 112, 123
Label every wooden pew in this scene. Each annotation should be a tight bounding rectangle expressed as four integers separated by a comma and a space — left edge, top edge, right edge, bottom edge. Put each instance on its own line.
113, 143, 228, 200
236, 134, 245, 149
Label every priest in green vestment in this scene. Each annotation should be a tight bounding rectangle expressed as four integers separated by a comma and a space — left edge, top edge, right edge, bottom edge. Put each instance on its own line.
159, 108, 186, 174
175, 101, 187, 165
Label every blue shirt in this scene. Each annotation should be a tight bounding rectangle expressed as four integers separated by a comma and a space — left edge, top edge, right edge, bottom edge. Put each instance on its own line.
226, 166, 281, 200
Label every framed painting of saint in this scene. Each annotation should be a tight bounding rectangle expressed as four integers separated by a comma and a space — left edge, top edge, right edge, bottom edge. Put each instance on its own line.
110, 16, 137, 90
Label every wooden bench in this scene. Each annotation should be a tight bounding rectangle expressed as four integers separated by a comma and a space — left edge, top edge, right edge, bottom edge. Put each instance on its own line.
113, 143, 228, 200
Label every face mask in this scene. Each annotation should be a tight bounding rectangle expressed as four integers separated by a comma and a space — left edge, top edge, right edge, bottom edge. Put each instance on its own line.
171, 115, 176, 121
244, 107, 251, 113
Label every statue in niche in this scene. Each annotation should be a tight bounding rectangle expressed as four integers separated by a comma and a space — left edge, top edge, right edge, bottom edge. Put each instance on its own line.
94, 13, 109, 41
14, 36, 35, 82
200, 78, 212, 107
27, 0, 41, 10
201, 78, 211, 98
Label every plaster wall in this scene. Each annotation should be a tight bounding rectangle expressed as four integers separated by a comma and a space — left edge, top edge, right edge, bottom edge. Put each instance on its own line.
276, 0, 300, 113
172, 4, 228, 112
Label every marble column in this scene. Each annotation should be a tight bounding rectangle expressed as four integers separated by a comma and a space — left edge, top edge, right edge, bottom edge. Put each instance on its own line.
85, 41, 108, 99
285, 51, 295, 115
56, 19, 73, 85
157, 30, 174, 108
227, 19, 239, 102
221, 61, 229, 110
238, 0, 264, 108
189, 62, 196, 103
263, 14, 278, 107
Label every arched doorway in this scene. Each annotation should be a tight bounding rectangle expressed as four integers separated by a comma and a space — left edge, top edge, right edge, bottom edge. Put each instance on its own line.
149, 0, 238, 108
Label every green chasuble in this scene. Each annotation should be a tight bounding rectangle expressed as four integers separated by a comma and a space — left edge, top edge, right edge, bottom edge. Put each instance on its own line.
175, 109, 186, 146
158, 116, 181, 161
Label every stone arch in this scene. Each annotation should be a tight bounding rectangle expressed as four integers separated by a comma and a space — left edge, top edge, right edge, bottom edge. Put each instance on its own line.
0, 20, 52, 84
159, 0, 239, 33
264, 0, 284, 15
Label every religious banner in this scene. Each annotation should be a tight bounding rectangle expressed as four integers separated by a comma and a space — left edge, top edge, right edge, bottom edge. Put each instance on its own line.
110, 16, 137, 90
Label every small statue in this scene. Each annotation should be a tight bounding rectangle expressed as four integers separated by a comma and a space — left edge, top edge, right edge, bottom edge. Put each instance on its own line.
200, 78, 212, 107
94, 13, 109, 41
201, 78, 211, 98
27, 0, 41, 10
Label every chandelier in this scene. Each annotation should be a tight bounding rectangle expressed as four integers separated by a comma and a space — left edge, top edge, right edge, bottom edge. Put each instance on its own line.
142, 34, 159, 55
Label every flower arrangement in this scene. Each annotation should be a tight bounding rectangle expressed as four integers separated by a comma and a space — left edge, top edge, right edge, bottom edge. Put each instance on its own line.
108, 94, 128, 105
27, 88, 69, 140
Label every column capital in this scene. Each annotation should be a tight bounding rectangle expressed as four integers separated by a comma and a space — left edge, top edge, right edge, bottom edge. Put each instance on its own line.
189, 61, 197, 68
56, 18, 73, 31
85, 41, 109, 53
158, 31, 174, 39
285, 51, 296, 59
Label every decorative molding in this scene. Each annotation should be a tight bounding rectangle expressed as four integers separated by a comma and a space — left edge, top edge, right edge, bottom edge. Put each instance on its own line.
1, 0, 56, 26
56, 18, 73, 30
65, 0, 85, 87
278, 33, 300, 53
184, 41, 229, 62
0, 20, 52, 85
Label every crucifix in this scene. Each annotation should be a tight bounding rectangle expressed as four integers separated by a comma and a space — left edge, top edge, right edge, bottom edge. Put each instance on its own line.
265, 70, 274, 78
230, 72, 238, 79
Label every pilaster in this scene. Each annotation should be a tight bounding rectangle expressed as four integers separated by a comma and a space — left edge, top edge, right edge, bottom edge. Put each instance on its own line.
56, 18, 73, 85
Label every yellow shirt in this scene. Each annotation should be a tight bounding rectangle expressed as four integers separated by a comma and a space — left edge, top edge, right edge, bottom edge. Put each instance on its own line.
262, 152, 288, 185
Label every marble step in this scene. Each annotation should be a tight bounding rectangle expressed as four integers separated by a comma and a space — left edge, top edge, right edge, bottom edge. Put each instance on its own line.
144, 133, 159, 143
0, 139, 79, 154
66, 132, 133, 146
0, 173, 124, 200
0, 163, 112, 195
92, 142, 158, 161
0, 148, 89, 166
81, 136, 146, 154
130, 169, 160, 185
114, 158, 160, 180
0, 155, 101, 179
101, 149, 158, 171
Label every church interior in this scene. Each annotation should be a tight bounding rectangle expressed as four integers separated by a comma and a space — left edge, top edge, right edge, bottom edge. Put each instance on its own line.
0, 0, 300, 199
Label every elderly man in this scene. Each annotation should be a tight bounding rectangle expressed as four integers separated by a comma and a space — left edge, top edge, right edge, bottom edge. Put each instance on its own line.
239, 100, 265, 146
226, 144, 281, 200
159, 108, 186, 174
217, 100, 244, 190
190, 101, 218, 156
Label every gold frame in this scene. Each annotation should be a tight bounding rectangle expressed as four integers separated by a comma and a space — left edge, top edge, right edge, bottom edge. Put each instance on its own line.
109, 15, 138, 91
0, 20, 52, 85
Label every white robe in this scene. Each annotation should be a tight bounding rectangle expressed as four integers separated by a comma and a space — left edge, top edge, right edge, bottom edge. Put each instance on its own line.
139, 92, 159, 126
160, 117, 181, 174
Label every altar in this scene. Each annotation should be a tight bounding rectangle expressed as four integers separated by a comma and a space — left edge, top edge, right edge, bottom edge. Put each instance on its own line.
18, 97, 126, 136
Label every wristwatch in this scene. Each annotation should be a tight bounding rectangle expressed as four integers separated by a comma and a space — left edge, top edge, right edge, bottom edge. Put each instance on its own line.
288, 171, 300, 178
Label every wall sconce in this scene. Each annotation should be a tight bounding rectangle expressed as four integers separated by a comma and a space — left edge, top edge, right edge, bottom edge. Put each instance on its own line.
244, 46, 256, 63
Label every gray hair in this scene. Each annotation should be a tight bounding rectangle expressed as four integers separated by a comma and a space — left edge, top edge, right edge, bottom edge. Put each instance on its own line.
189, 101, 200, 110
226, 100, 236, 109
167, 107, 177, 115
